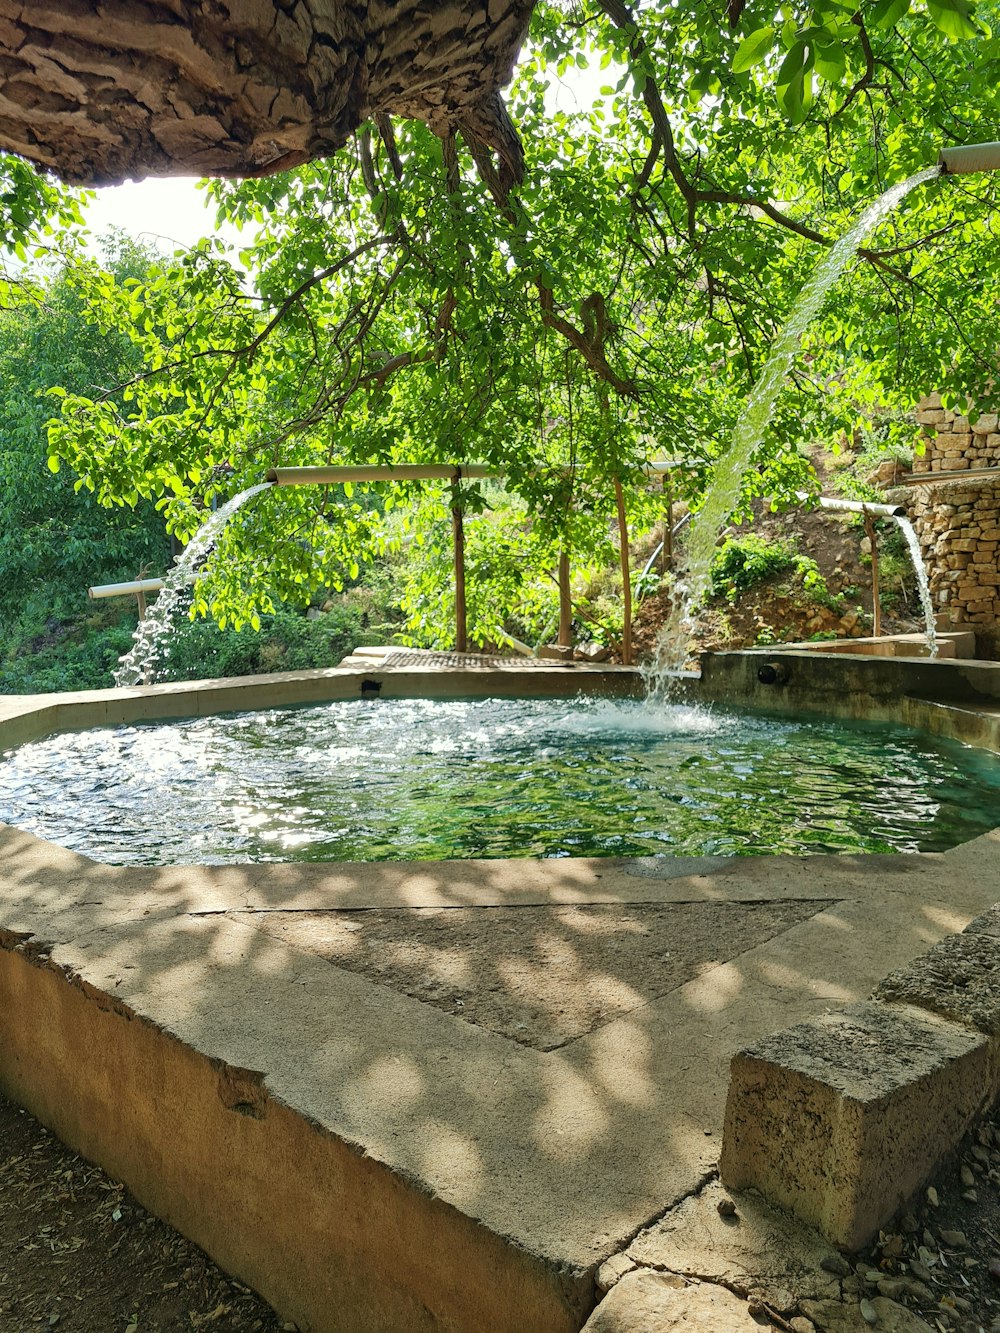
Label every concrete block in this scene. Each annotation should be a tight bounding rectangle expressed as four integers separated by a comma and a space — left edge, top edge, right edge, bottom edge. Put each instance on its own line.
581, 1272, 762, 1332
873, 928, 1000, 1036
720, 1002, 990, 1250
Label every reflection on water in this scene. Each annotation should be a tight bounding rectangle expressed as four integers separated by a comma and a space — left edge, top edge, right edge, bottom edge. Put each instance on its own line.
1, 697, 997, 865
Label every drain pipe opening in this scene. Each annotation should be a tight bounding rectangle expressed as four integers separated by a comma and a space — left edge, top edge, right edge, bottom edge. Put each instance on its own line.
758, 662, 788, 686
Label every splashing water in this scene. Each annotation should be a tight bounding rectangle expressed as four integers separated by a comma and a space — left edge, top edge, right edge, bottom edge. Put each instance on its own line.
649, 165, 942, 691
114, 482, 274, 688
893, 514, 939, 657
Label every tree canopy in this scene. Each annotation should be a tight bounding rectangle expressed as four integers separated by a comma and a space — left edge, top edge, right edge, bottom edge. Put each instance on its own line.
7, 0, 1000, 644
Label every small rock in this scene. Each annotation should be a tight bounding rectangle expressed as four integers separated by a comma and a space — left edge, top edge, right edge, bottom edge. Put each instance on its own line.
860, 1298, 878, 1325
939, 1230, 967, 1249
821, 1254, 851, 1277
909, 1259, 933, 1283
926, 1186, 939, 1208
881, 1234, 904, 1259
961, 1189, 978, 1203
878, 1278, 907, 1300
789, 1320, 815, 1333
989, 1256, 1000, 1281
716, 1197, 737, 1218
960, 1164, 975, 1188
922, 1230, 937, 1251
899, 1213, 920, 1235
917, 1246, 937, 1268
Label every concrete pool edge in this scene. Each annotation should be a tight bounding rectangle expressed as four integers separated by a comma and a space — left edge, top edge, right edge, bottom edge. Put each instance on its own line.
3, 651, 1000, 1332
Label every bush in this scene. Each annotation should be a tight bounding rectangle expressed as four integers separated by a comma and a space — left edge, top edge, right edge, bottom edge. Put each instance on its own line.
0, 595, 401, 695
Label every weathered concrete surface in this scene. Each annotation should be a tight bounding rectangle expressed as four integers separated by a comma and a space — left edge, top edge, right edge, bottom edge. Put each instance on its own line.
243, 899, 831, 1050
581, 1271, 764, 1331
720, 1003, 991, 1250
625, 1180, 842, 1311
873, 928, 1000, 1040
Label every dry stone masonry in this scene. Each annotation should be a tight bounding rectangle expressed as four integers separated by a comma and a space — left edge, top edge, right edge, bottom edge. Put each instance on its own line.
900, 394, 1000, 648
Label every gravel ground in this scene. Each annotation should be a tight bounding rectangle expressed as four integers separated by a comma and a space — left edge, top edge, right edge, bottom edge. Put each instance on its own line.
6, 1085, 1000, 1332
817, 1107, 1000, 1332
0, 1093, 286, 1333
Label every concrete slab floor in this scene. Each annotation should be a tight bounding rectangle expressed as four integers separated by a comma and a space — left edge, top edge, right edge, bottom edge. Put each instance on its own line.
1, 666, 999, 1330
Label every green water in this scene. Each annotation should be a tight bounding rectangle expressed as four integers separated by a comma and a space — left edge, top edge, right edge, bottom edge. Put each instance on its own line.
0, 697, 997, 865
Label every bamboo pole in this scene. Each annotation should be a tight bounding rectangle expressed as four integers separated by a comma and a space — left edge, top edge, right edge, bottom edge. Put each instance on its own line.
863, 511, 882, 638
557, 551, 572, 648
451, 485, 467, 653
613, 477, 633, 666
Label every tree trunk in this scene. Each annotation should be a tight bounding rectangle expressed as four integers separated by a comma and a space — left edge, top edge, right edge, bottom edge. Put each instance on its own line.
0, 0, 533, 186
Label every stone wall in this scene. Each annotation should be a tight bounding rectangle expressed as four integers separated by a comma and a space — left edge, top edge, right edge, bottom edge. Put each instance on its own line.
903, 396, 1000, 648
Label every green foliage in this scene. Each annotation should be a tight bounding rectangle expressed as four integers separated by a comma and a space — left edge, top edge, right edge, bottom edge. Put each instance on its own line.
710, 533, 840, 608
0, 593, 395, 694
7, 0, 1000, 646
154, 603, 371, 682
0, 239, 169, 633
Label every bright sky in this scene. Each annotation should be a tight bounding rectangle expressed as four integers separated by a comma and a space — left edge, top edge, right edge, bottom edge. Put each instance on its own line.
82, 175, 243, 255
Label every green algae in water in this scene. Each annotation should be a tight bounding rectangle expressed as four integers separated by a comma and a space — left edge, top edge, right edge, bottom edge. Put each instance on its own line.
0, 697, 998, 865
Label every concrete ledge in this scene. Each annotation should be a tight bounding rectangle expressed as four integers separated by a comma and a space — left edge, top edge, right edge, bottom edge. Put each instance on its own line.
872, 928, 1000, 1044
0, 939, 591, 1333
719, 1001, 991, 1250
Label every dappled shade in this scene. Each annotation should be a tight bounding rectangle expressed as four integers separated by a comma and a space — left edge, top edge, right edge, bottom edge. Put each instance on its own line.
0, 0, 531, 185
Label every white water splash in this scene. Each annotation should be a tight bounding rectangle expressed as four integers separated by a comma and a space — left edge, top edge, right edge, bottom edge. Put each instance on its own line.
649, 166, 941, 691
893, 514, 938, 658
114, 482, 274, 688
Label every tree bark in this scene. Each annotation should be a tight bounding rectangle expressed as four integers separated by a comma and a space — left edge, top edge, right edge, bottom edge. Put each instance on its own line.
0, 0, 533, 186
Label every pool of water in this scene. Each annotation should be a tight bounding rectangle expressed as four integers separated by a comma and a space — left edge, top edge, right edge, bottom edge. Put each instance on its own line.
1, 697, 998, 865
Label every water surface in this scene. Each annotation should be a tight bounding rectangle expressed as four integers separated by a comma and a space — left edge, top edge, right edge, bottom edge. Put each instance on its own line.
1, 697, 997, 865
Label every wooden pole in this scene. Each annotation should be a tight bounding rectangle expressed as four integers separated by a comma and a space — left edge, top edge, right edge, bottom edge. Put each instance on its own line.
660, 473, 673, 575
558, 551, 572, 648
451, 483, 467, 653
863, 511, 882, 638
613, 477, 633, 666
135, 590, 147, 620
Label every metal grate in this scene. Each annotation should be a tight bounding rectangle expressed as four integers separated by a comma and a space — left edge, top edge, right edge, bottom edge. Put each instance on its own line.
378, 651, 569, 669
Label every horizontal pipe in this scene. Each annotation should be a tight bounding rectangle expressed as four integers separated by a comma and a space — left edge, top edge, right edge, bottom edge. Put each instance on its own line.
88, 578, 165, 599
796, 492, 906, 519
938, 142, 1000, 174
266, 461, 680, 487
265, 464, 496, 485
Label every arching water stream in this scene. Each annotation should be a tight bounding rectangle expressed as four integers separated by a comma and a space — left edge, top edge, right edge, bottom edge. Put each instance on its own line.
650, 165, 941, 690
114, 481, 274, 687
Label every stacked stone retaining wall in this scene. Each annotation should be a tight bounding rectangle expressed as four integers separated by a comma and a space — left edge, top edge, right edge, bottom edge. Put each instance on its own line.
901, 395, 1000, 650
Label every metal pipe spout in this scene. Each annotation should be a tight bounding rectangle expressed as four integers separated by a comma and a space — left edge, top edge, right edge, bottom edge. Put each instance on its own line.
938, 142, 1000, 174
796, 492, 906, 519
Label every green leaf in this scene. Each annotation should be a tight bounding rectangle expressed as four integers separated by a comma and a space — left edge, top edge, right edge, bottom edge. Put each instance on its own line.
732, 26, 777, 72
926, 0, 981, 38
869, 0, 911, 27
